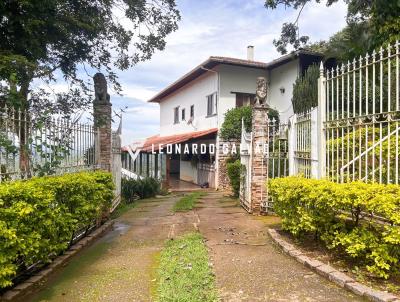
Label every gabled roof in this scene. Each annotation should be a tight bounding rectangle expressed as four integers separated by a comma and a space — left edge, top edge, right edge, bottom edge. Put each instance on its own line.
147, 49, 323, 103
148, 56, 268, 103
122, 128, 218, 153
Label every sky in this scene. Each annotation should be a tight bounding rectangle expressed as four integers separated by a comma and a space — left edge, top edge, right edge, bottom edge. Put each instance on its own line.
112, 0, 348, 146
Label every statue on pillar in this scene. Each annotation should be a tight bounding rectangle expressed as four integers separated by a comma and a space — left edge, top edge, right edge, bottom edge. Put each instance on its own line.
254, 77, 268, 107
93, 73, 110, 104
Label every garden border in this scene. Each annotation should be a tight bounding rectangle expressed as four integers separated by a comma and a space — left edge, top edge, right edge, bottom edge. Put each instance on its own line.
267, 228, 400, 302
0, 221, 114, 301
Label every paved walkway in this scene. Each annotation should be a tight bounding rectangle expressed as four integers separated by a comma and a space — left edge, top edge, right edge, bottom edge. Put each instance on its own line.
26, 192, 364, 302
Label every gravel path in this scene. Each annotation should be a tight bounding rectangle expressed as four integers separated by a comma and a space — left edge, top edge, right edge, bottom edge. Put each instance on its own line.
26, 192, 365, 302
195, 192, 365, 302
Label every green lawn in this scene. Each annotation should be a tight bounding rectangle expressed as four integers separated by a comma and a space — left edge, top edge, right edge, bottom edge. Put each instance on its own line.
173, 192, 206, 212
155, 232, 217, 302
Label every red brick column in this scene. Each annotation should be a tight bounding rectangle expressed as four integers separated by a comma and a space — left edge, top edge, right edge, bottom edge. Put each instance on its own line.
250, 105, 269, 214
93, 73, 112, 172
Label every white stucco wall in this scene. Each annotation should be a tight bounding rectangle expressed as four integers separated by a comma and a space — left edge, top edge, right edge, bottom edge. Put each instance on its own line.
218, 65, 268, 128
267, 59, 300, 123
180, 159, 198, 183
159, 72, 219, 137
158, 64, 269, 137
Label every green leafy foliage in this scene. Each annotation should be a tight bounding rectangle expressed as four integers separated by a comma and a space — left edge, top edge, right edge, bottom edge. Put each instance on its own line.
0, 0, 180, 116
226, 159, 242, 197
292, 64, 319, 114
265, 0, 400, 56
219, 106, 252, 141
219, 106, 280, 141
155, 232, 217, 302
121, 177, 161, 203
269, 176, 400, 278
0, 171, 114, 288
327, 126, 400, 183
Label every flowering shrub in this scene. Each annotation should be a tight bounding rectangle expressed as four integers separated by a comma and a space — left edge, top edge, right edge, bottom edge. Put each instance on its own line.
0, 171, 114, 288
269, 176, 400, 279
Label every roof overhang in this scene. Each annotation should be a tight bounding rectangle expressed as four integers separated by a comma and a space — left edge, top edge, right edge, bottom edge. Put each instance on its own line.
265, 49, 323, 70
148, 50, 323, 103
148, 57, 268, 103
122, 128, 218, 153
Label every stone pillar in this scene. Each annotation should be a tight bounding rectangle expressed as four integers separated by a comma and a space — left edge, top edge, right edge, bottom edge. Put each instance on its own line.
93, 73, 112, 172
250, 77, 269, 214
250, 105, 269, 214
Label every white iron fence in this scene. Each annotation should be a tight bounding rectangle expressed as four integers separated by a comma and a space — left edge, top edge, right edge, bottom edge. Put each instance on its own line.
0, 105, 96, 181
324, 41, 400, 184
293, 111, 312, 178
268, 119, 289, 179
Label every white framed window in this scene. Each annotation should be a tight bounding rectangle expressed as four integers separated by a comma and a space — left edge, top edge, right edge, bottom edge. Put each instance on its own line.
190, 105, 194, 118
181, 108, 186, 121
207, 93, 217, 116
174, 107, 179, 124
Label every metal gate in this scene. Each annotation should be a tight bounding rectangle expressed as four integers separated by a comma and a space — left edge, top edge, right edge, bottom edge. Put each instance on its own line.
293, 111, 312, 178
111, 120, 122, 212
263, 119, 289, 212
197, 162, 215, 188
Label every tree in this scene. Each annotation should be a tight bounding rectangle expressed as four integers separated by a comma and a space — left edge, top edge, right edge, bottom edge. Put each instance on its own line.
292, 64, 319, 113
220, 106, 280, 141
0, 0, 180, 175
0, 0, 180, 115
264, 0, 400, 56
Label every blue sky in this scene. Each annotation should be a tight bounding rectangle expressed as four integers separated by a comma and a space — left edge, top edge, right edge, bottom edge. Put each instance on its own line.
111, 0, 348, 145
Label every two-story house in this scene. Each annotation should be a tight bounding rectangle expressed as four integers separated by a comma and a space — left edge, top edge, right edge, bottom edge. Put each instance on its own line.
122, 47, 322, 189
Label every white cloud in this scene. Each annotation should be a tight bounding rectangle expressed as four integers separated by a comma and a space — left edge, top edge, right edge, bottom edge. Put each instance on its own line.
112, 85, 158, 102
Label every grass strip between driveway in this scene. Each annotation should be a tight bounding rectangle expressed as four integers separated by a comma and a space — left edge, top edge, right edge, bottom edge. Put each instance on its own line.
173, 192, 206, 212
155, 232, 217, 302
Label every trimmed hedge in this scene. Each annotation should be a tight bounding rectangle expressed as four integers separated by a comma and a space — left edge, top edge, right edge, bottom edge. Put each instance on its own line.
121, 177, 160, 203
226, 160, 241, 197
0, 171, 114, 288
269, 176, 400, 279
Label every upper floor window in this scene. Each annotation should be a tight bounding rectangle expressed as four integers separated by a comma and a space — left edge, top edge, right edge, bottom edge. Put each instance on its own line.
181, 108, 186, 121
207, 93, 217, 116
174, 107, 179, 124
235, 93, 255, 107
190, 105, 194, 118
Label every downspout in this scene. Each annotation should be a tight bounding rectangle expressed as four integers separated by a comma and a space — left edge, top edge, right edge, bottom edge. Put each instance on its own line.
200, 66, 220, 188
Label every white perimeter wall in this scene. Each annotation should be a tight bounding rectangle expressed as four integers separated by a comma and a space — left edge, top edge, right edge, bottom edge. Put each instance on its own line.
267, 59, 300, 123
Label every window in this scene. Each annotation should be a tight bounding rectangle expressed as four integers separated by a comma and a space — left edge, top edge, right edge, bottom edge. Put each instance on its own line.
174, 107, 179, 124
190, 105, 194, 118
235, 93, 255, 107
181, 108, 186, 121
207, 93, 217, 116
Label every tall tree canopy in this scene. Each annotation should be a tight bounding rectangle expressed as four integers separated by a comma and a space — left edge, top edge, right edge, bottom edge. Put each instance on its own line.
264, 0, 400, 58
0, 0, 180, 115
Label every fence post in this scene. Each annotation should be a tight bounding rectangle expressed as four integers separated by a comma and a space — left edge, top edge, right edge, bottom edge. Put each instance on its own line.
317, 62, 326, 179
93, 73, 112, 172
288, 114, 296, 176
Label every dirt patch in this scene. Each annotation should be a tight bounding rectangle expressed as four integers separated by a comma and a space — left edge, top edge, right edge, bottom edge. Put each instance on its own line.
195, 192, 365, 301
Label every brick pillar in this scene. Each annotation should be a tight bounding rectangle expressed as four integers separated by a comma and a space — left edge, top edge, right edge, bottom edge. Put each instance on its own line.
250, 105, 269, 214
93, 73, 112, 172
